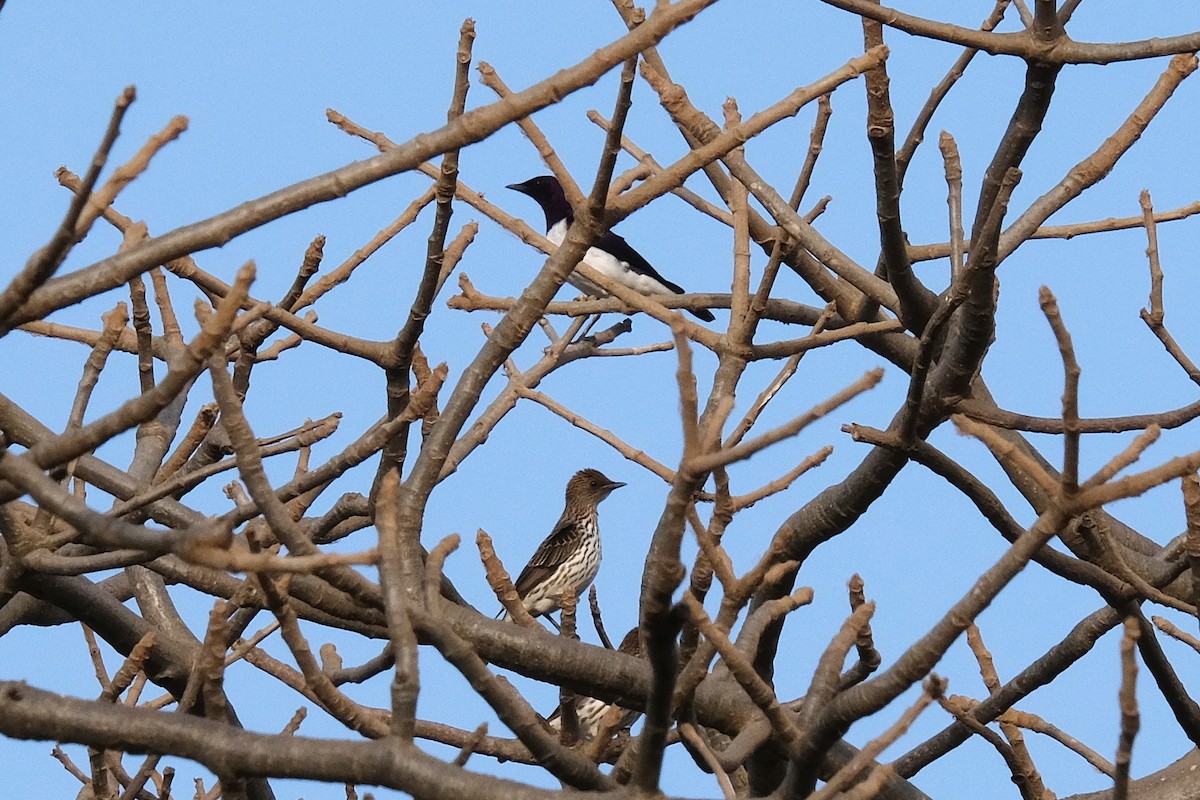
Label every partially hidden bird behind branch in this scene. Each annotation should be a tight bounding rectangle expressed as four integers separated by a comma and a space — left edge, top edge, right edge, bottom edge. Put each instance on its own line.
507, 175, 717, 322
502, 467, 625, 622
547, 626, 644, 740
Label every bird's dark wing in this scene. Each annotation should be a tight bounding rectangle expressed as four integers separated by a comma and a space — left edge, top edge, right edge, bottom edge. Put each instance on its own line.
598, 230, 716, 322
513, 514, 585, 598
597, 230, 686, 294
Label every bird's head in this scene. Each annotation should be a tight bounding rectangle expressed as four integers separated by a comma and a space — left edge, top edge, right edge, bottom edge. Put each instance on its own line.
616, 627, 643, 657
566, 468, 625, 507
507, 175, 573, 229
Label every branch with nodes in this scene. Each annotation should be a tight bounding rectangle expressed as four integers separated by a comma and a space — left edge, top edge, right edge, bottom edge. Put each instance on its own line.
6, 4, 1200, 800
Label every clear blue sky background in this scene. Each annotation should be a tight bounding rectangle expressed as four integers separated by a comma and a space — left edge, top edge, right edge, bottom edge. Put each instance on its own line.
1, 2, 1198, 798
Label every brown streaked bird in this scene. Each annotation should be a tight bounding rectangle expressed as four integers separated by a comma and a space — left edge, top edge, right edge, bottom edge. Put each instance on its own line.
547, 627, 643, 740
505, 468, 625, 620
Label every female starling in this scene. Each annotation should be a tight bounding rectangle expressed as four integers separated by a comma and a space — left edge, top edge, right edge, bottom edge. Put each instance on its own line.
508, 468, 625, 619
548, 627, 643, 739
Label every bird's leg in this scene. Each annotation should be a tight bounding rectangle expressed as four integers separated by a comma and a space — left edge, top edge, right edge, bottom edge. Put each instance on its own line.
574, 313, 602, 343
544, 614, 563, 633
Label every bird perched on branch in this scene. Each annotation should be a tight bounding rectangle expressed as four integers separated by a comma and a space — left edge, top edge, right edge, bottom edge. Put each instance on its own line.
547, 627, 643, 740
507, 175, 716, 322
506, 468, 625, 620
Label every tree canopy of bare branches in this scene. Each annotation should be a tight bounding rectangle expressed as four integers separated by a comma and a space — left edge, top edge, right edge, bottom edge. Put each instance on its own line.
1, 3, 1199, 800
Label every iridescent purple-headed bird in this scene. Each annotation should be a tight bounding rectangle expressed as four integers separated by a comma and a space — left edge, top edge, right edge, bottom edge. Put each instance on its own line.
507, 175, 716, 322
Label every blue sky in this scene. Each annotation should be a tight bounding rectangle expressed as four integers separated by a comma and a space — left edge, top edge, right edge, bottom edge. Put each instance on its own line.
2, 2, 1199, 798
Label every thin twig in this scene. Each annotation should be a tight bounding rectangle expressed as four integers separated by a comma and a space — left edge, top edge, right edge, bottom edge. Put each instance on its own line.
1039, 286, 1081, 493
0, 86, 136, 332
1137, 189, 1200, 385
1114, 616, 1141, 800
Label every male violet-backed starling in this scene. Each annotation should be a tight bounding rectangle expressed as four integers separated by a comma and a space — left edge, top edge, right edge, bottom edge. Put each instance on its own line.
507, 175, 716, 322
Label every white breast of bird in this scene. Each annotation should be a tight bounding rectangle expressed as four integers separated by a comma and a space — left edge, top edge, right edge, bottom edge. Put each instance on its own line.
545, 220, 668, 297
